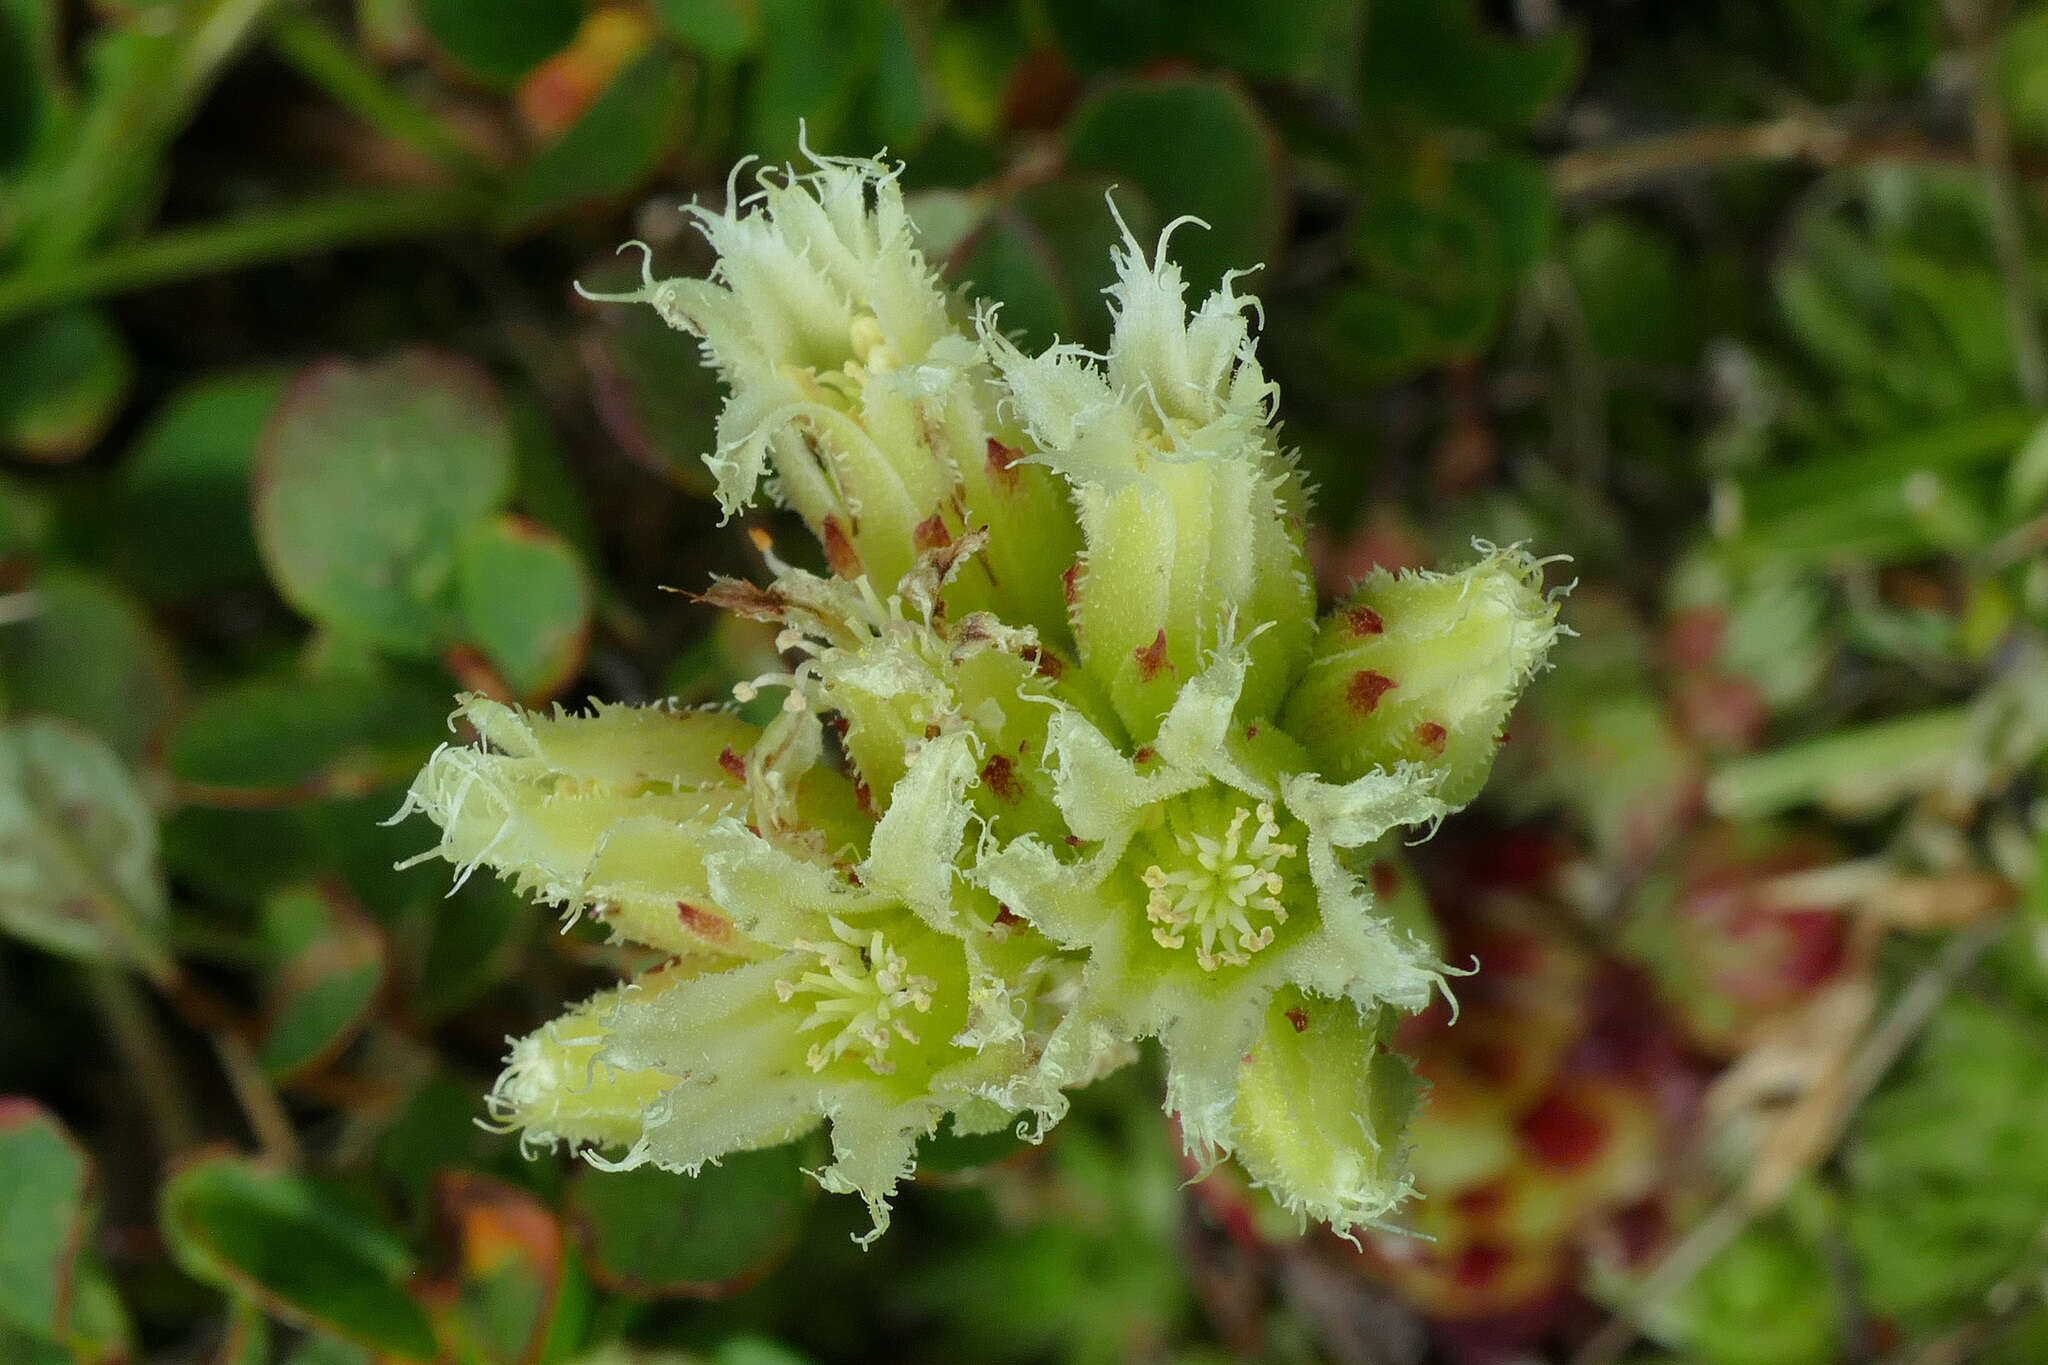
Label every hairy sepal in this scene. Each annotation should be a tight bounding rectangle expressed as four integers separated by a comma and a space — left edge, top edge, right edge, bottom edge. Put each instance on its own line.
1230, 988, 1420, 1237
1281, 547, 1564, 808
398, 696, 864, 955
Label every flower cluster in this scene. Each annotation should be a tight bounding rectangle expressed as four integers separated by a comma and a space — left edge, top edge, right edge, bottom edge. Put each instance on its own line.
399, 150, 1563, 1240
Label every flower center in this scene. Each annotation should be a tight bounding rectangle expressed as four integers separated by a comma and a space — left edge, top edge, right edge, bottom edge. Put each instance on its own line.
1141, 800, 1297, 972
776, 916, 935, 1074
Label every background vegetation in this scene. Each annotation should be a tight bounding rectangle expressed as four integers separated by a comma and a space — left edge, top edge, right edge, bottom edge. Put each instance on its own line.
6, 0, 2048, 1362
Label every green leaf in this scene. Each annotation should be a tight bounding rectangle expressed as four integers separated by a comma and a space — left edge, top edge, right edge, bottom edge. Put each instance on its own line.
160, 1156, 438, 1361
258, 884, 387, 1080
2001, 9, 2048, 149
279, 1338, 374, 1365
1182, 0, 1362, 82
417, 0, 583, 82
580, 285, 721, 496
64, 1254, 133, 1365
0, 308, 132, 462
425, 1172, 570, 1365
742, 0, 902, 159
567, 1145, 811, 1295
302, 786, 455, 919
0, 1100, 91, 1341
509, 398, 597, 562
0, 0, 52, 173
7, 9, 273, 266
1013, 177, 1159, 352
161, 805, 316, 905
1362, 0, 1577, 132
165, 671, 451, 804
373, 1080, 539, 1210
953, 178, 1164, 353
1651, 1214, 1840, 1365
0, 719, 170, 974
1846, 997, 2048, 1330
1335, 175, 1515, 375
1043, 0, 1361, 83
117, 369, 289, 598
1565, 214, 1688, 364
957, 213, 1069, 355
653, 0, 759, 64
913, 1112, 1034, 1175
254, 351, 514, 655
2007, 413, 2048, 516
455, 515, 592, 702
1731, 408, 2037, 565
414, 880, 530, 1023
0, 1328, 70, 1365
0, 570, 181, 765
1063, 76, 1283, 295
0, 471, 55, 559
507, 51, 684, 223
1454, 152, 1554, 278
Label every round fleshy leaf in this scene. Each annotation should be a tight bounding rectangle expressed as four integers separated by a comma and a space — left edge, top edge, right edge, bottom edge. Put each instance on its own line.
0, 1, 53, 172
566, 1145, 811, 1297
455, 515, 592, 702
0, 719, 169, 972
741, 0, 922, 158
257, 884, 387, 1080
955, 214, 1068, 354
0, 308, 132, 462
166, 671, 451, 806
117, 369, 289, 597
653, 0, 759, 63
0, 571, 181, 764
417, 0, 583, 81
1063, 75, 1283, 294
255, 352, 514, 655
414, 880, 530, 1023
507, 51, 684, 223
422, 1172, 574, 1365
0, 1100, 91, 1342
159, 1156, 437, 1362
1360, 0, 1578, 132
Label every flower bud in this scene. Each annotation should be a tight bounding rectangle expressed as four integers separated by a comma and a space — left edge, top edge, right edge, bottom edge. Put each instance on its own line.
586, 153, 1082, 645
1281, 548, 1562, 807
396, 695, 864, 956
1230, 988, 1419, 1234
486, 974, 686, 1152
985, 220, 1315, 738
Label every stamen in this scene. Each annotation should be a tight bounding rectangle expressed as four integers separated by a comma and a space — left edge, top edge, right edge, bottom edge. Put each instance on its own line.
1140, 801, 1297, 971
775, 917, 935, 1074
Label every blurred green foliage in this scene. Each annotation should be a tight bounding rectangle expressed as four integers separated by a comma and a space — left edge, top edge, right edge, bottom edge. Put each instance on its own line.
6, 0, 2048, 1362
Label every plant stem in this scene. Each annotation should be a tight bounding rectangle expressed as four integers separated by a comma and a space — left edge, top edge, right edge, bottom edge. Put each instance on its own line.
83, 965, 200, 1163
268, 11, 492, 181
1550, 112, 1851, 196
17, 0, 283, 266
0, 186, 487, 326
1948, 0, 2048, 406
211, 1030, 304, 1165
